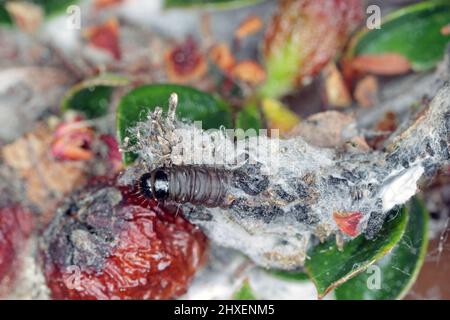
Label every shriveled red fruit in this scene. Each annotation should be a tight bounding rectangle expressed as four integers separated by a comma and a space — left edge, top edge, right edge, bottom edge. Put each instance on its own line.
0, 206, 33, 292
41, 179, 207, 300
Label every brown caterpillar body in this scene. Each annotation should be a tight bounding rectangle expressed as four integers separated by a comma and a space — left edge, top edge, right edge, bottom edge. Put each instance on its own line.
139, 166, 233, 207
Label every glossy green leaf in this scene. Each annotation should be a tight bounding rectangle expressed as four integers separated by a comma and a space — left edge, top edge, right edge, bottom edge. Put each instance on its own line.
164, 0, 265, 9
117, 84, 233, 165
350, 0, 450, 71
233, 280, 257, 300
334, 198, 429, 300
305, 207, 408, 298
235, 103, 263, 131
61, 73, 129, 119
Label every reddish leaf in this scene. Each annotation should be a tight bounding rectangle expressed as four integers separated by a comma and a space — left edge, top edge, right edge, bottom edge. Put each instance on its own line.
333, 211, 362, 237
231, 60, 266, 86
350, 53, 411, 76
234, 15, 263, 39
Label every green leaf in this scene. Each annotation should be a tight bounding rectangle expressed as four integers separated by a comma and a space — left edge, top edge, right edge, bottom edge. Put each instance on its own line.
233, 280, 257, 300
117, 84, 233, 165
305, 207, 408, 299
164, 0, 265, 10
235, 103, 263, 131
61, 73, 129, 119
334, 198, 429, 300
0, 5, 12, 25
268, 269, 309, 282
350, 0, 450, 71
259, 41, 301, 99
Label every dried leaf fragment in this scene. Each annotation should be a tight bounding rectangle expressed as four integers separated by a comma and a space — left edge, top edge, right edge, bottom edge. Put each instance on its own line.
234, 15, 263, 39
376, 111, 397, 132
324, 63, 352, 108
351, 53, 411, 76
288, 111, 356, 148
354, 75, 378, 108
333, 211, 362, 237
231, 60, 266, 86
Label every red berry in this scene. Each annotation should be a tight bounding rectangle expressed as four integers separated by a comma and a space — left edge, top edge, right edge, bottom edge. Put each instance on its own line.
0, 206, 33, 292
41, 179, 208, 300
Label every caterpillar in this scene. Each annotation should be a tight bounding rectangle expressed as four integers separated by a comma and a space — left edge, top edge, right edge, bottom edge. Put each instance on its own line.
139, 166, 233, 208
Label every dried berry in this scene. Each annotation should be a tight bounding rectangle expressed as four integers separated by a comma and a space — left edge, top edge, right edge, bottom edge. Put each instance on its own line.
42, 179, 208, 300
0, 206, 33, 293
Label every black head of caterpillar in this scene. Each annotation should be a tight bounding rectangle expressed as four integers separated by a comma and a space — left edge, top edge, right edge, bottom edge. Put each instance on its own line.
139, 169, 170, 201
